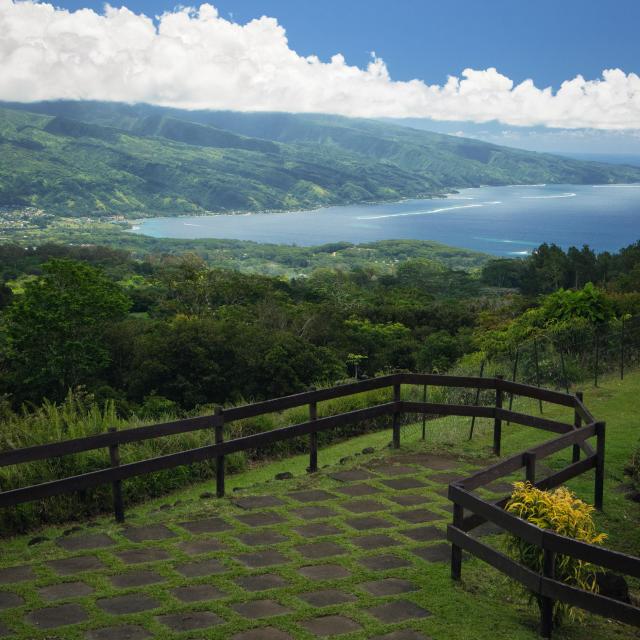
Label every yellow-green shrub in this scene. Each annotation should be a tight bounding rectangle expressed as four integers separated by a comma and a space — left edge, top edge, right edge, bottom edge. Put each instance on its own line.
505, 481, 607, 624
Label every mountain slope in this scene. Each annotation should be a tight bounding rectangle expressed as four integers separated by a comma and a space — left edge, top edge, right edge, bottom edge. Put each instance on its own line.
1, 101, 639, 217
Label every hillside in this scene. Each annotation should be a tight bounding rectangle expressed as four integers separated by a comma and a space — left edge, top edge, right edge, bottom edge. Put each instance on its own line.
1, 101, 640, 217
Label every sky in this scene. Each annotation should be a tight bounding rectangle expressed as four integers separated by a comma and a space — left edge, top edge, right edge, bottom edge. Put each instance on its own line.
1, 0, 639, 152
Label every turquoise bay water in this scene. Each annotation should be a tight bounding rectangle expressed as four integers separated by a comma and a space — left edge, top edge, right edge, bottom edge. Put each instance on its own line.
129, 183, 640, 256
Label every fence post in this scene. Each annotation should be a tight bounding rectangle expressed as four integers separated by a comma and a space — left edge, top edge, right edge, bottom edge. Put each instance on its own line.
595, 421, 606, 511
215, 406, 225, 498
309, 401, 318, 473
493, 375, 503, 457
468, 359, 485, 440
421, 383, 427, 440
540, 547, 556, 639
559, 347, 569, 393
108, 427, 125, 523
392, 380, 401, 449
572, 391, 583, 463
523, 451, 536, 484
451, 500, 464, 580
507, 350, 519, 422
534, 339, 543, 414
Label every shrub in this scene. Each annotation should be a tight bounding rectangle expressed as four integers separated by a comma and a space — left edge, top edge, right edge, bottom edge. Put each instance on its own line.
505, 481, 607, 624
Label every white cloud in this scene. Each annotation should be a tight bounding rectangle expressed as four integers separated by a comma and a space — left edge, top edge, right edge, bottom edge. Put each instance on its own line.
1, 0, 639, 130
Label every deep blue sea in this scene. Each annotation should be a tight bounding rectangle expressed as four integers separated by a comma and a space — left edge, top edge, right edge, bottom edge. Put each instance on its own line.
129, 183, 640, 256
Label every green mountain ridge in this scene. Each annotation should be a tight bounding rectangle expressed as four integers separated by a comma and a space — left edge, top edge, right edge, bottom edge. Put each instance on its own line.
1, 100, 640, 217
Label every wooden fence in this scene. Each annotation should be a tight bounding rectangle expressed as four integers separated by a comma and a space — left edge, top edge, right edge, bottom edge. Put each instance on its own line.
1, 373, 638, 637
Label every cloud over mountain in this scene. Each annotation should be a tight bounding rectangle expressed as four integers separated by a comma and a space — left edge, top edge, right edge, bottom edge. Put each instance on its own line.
1, 0, 639, 130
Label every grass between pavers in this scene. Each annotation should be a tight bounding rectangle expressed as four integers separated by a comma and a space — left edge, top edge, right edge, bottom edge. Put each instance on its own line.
0, 371, 639, 639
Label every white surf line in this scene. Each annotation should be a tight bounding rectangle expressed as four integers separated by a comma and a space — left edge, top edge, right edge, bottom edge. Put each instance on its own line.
481, 201, 502, 204
356, 203, 483, 221
521, 192, 576, 199
592, 184, 640, 188
511, 183, 547, 187
474, 237, 540, 246
183, 222, 202, 226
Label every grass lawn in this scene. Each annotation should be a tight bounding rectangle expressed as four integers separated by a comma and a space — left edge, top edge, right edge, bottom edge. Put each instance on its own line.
0, 371, 639, 639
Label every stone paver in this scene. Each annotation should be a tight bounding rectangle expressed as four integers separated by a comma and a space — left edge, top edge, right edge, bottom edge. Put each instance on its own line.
401, 526, 445, 542
0, 591, 24, 609
330, 469, 376, 482
0, 622, 11, 638
342, 499, 384, 513
288, 490, 335, 503
235, 573, 288, 592
232, 628, 293, 640
110, 569, 165, 588
292, 506, 337, 520
301, 614, 362, 636
172, 584, 226, 602
237, 531, 288, 546
47, 555, 105, 575
232, 599, 290, 618
236, 512, 287, 527
294, 523, 342, 538
388, 494, 431, 506
236, 550, 288, 568
97, 594, 160, 614
122, 524, 175, 542
298, 564, 351, 581
175, 558, 228, 577
117, 548, 170, 564
295, 541, 346, 559
395, 508, 441, 524
179, 517, 232, 534
234, 495, 286, 509
413, 543, 451, 562
38, 580, 94, 601
298, 589, 356, 607
429, 472, 463, 484
56, 533, 115, 551
157, 611, 224, 630
367, 599, 431, 622
360, 577, 417, 596
381, 478, 428, 490
352, 534, 400, 549
26, 603, 89, 629
359, 554, 411, 571
371, 464, 418, 476
86, 625, 152, 640
345, 516, 392, 530
370, 631, 431, 640
178, 539, 225, 554
334, 483, 381, 496
0, 565, 34, 583
392, 453, 460, 470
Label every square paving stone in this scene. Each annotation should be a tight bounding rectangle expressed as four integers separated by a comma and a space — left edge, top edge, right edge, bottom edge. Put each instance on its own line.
38, 581, 93, 601
234, 495, 286, 509
177, 539, 225, 555
360, 578, 417, 596
330, 469, 376, 482
56, 533, 115, 551
237, 531, 288, 546
470, 522, 504, 538
0, 622, 11, 638
110, 570, 165, 588
298, 564, 351, 581
359, 554, 411, 571
402, 526, 445, 543
232, 599, 291, 619
0, 591, 24, 609
392, 453, 460, 471
0, 565, 34, 583
236, 512, 287, 527
117, 548, 170, 564
381, 478, 428, 490
122, 524, 176, 542
86, 624, 152, 640
334, 483, 381, 497
301, 615, 361, 636
179, 517, 233, 534
352, 534, 400, 550
288, 490, 335, 503
388, 494, 431, 507
486, 481, 515, 495
175, 558, 228, 577
47, 555, 105, 575
294, 523, 342, 538
345, 516, 392, 530
295, 541, 346, 559
367, 599, 431, 623
157, 611, 224, 631
298, 589, 356, 607
342, 499, 385, 513
171, 584, 226, 602
26, 603, 89, 629
236, 550, 288, 568
429, 472, 463, 484
232, 628, 293, 640
292, 506, 337, 520
395, 508, 441, 524
370, 631, 431, 640
97, 594, 160, 615
235, 573, 288, 592
370, 464, 419, 476
413, 543, 451, 563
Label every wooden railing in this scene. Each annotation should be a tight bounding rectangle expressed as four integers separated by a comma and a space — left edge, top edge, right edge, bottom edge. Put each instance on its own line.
1, 373, 638, 637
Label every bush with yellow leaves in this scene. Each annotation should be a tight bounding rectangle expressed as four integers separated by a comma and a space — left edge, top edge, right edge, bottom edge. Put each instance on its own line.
505, 481, 607, 624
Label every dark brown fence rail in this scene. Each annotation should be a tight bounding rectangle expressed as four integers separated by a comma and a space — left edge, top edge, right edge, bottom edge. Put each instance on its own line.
1, 373, 638, 637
